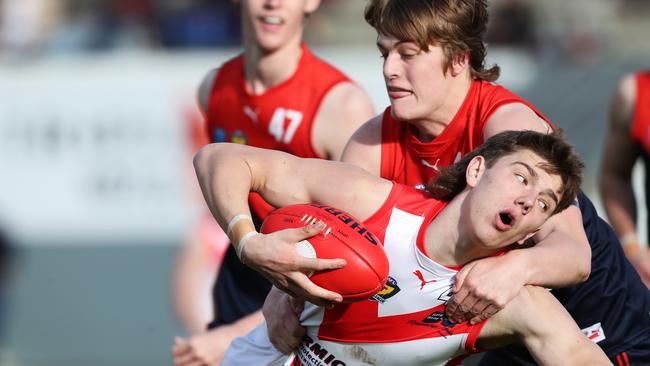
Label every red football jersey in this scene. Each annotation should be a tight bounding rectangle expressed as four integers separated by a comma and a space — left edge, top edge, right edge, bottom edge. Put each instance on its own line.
206, 43, 351, 219
630, 71, 650, 153
380, 80, 552, 188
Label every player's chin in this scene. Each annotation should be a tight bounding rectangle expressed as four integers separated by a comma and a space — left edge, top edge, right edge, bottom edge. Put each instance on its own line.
389, 103, 420, 122
255, 35, 287, 53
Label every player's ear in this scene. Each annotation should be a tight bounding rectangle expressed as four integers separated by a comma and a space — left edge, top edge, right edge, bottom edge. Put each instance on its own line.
304, 0, 321, 14
465, 156, 485, 188
516, 229, 540, 245
450, 51, 469, 77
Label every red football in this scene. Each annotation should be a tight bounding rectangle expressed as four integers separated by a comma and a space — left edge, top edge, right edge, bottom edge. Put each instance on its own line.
260, 204, 389, 302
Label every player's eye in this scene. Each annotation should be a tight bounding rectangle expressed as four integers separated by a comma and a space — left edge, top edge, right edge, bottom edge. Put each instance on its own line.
537, 199, 549, 212
515, 174, 527, 185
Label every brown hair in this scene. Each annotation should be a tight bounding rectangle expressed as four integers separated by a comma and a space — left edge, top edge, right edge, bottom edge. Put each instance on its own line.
365, 0, 500, 82
429, 130, 584, 215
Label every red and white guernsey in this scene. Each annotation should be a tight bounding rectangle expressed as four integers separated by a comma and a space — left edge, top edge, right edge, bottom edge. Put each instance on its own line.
222, 184, 487, 366
207, 43, 350, 219
380, 80, 552, 188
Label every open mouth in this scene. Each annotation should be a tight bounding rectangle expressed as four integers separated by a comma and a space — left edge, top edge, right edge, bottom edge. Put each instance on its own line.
497, 211, 514, 231
499, 212, 513, 225
260, 16, 283, 25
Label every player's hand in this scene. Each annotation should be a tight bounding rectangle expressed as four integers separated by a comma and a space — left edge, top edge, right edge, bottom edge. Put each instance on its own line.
242, 222, 346, 306
628, 247, 650, 288
446, 254, 526, 325
263, 287, 306, 354
172, 328, 236, 366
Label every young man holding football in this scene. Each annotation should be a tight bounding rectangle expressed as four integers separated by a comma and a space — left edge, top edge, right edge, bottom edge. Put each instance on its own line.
193, 130, 609, 365
263, 1, 650, 364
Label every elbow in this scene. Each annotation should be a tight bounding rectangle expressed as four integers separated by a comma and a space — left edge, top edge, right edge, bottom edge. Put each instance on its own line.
193, 144, 210, 172
193, 143, 223, 173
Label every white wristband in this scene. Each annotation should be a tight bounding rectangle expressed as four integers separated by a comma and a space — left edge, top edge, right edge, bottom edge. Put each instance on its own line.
237, 231, 258, 263
226, 214, 253, 238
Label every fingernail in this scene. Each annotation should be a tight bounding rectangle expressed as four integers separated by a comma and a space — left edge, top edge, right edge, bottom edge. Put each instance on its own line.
314, 222, 325, 229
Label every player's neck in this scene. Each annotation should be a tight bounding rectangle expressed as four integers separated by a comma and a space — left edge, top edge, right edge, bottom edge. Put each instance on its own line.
243, 37, 304, 95
423, 195, 464, 266
410, 75, 472, 143
424, 191, 493, 266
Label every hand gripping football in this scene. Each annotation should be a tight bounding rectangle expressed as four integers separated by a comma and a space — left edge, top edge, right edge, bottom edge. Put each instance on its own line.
260, 204, 389, 302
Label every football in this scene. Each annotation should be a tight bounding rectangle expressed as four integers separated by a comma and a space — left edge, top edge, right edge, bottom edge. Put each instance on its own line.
260, 204, 389, 302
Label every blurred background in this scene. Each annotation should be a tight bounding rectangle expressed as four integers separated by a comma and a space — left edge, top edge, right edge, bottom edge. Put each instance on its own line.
0, 0, 649, 365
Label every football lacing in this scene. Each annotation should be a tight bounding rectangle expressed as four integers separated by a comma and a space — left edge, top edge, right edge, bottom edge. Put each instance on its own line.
300, 214, 332, 236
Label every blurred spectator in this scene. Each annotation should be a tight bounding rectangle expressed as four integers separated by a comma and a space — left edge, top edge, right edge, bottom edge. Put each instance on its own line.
157, 0, 241, 48
0, 0, 64, 58
36, 0, 157, 53
600, 71, 650, 288
487, 0, 538, 52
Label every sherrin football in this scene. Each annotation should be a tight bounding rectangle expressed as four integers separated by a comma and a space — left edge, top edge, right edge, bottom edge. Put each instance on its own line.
260, 204, 389, 302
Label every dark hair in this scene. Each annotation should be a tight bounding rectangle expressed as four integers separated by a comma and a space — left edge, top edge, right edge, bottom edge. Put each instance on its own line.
429, 130, 584, 214
365, 0, 500, 82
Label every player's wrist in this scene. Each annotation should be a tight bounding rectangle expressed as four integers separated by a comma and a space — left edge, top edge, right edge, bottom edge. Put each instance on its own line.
226, 213, 258, 263
505, 249, 533, 284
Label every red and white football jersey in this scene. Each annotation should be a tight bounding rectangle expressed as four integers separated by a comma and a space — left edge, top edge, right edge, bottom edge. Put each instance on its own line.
288, 184, 485, 366
222, 184, 486, 366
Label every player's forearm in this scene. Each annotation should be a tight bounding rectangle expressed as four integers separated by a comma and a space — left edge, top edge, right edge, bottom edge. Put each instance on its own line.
512, 230, 591, 287
509, 287, 610, 366
194, 143, 257, 243
600, 175, 639, 239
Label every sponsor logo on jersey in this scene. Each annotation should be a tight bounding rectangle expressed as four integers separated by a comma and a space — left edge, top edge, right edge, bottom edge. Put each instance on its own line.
421, 158, 441, 172
212, 128, 227, 143
409, 310, 457, 338
581, 322, 606, 343
243, 105, 259, 124
298, 335, 347, 366
437, 286, 453, 303
413, 269, 438, 290
371, 276, 400, 303
230, 130, 248, 145
421, 311, 456, 327
310, 204, 380, 245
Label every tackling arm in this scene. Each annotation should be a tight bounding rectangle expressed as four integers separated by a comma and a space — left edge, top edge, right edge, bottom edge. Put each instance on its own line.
477, 285, 611, 366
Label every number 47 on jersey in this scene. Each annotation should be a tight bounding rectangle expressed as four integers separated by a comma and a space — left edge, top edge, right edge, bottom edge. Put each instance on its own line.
268, 108, 303, 144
